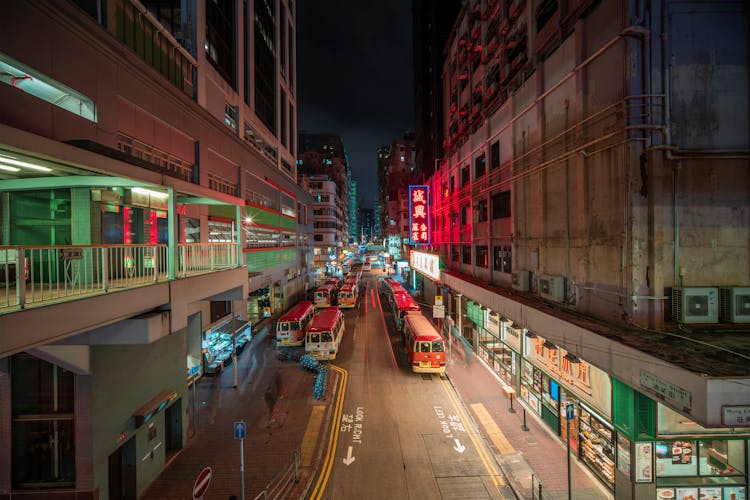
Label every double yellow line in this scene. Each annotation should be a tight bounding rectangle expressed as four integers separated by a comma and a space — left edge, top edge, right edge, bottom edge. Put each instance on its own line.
440, 377, 506, 497
309, 364, 349, 499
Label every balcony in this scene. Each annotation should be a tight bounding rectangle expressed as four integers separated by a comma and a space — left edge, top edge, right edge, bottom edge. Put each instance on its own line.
1, 242, 240, 314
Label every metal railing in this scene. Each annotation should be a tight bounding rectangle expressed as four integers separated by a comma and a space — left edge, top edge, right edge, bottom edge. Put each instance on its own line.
1, 243, 240, 312
177, 243, 239, 277
252, 449, 300, 500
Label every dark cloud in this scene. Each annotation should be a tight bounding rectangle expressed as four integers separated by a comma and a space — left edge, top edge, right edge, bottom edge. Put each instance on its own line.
297, 0, 414, 207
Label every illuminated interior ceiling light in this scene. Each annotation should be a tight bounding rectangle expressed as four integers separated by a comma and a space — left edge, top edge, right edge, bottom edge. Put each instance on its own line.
132, 187, 169, 199
0, 154, 52, 171
0, 164, 20, 172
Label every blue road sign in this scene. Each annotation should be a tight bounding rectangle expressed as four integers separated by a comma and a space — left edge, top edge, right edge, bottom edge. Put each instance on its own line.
233, 421, 246, 440
565, 403, 575, 421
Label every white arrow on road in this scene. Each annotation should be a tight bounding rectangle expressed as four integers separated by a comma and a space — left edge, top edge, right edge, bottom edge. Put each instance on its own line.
453, 439, 466, 453
343, 446, 356, 466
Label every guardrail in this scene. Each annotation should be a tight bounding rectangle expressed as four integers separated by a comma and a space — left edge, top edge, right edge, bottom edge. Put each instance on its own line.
252, 449, 300, 500
1, 243, 240, 312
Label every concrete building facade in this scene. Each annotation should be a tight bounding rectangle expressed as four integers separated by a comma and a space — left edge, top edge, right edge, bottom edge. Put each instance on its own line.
0, 0, 312, 498
420, 0, 750, 498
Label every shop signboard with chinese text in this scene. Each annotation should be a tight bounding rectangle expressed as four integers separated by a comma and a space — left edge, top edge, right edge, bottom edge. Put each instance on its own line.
410, 250, 440, 281
409, 185, 430, 245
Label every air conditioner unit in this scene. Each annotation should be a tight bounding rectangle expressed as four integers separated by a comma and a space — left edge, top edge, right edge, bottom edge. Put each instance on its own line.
511, 270, 529, 291
672, 287, 718, 324
719, 287, 750, 323
538, 275, 565, 302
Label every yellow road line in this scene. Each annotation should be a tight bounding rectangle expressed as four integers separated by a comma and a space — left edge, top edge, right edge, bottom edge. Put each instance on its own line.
441, 378, 506, 495
310, 364, 348, 500
470, 403, 515, 455
300, 405, 326, 467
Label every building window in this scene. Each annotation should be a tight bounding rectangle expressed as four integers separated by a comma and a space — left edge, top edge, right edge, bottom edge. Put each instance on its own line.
490, 141, 500, 170
210, 300, 231, 322
449, 175, 455, 194
492, 191, 510, 219
11, 354, 75, 488
476, 245, 488, 268
225, 104, 238, 132
474, 153, 486, 179
451, 245, 459, 262
254, 0, 276, 133
314, 234, 323, 242
493, 245, 512, 273
460, 205, 468, 226
462, 245, 471, 265
0, 52, 97, 123
461, 164, 470, 187
279, 3, 286, 80
280, 91, 287, 148
477, 199, 488, 222
205, 0, 236, 89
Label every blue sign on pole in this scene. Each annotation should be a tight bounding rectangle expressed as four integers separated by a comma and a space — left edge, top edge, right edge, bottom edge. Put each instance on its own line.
565, 403, 575, 421
233, 421, 246, 440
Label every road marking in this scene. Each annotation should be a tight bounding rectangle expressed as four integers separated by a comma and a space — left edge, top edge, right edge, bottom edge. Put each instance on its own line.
470, 403, 516, 455
300, 405, 325, 467
440, 377, 506, 495
310, 364, 348, 500
342, 446, 355, 466
453, 438, 466, 453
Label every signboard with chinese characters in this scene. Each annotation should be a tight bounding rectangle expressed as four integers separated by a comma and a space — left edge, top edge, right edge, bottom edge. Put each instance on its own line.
640, 370, 693, 410
409, 185, 430, 245
410, 250, 440, 281
722, 405, 750, 426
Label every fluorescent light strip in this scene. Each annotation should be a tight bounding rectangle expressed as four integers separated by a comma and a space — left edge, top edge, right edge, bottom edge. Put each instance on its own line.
0, 154, 52, 172
132, 187, 169, 199
0, 164, 20, 172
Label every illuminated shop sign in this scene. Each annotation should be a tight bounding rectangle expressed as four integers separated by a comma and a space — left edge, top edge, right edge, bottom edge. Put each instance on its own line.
410, 250, 440, 281
409, 185, 430, 245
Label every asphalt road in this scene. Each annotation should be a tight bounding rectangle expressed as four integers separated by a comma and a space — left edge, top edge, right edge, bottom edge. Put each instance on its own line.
316, 271, 516, 500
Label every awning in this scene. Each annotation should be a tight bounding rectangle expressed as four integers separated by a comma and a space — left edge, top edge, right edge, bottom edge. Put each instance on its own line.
133, 389, 177, 427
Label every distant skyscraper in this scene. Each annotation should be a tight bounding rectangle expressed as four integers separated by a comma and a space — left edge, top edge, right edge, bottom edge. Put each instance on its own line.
298, 132, 352, 243
349, 178, 358, 243
358, 207, 374, 243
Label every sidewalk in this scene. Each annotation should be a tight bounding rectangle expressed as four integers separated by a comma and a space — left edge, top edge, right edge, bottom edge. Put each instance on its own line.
395, 273, 611, 499
446, 353, 612, 499
142, 320, 331, 500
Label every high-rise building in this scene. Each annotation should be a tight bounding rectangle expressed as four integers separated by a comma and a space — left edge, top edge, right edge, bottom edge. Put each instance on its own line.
377, 133, 418, 260
304, 175, 345, 277
349, 179, 358, 243
419, 0, 750, 496
358, 207, 374, 243
297, 132, 351, 243
0, 1, 312, 496
412, 0, 461, 179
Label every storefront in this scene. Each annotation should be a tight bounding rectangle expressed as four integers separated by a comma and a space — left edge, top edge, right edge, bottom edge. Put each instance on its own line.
476, 313, 520, 390
201, 316, 250, 374
653, 404, 748, 500
521, 329, 615, 490
579, 402, 617, 488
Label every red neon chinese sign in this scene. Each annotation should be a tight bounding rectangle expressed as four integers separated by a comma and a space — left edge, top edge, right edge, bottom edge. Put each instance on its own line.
409, 185, 430, 245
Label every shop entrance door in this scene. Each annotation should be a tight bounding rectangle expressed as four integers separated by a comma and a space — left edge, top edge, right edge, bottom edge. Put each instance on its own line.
164, 399, 183, 457
108, 436, 136, 500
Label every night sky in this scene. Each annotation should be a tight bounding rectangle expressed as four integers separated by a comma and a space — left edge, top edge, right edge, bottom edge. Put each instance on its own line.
296, 1, 414, 209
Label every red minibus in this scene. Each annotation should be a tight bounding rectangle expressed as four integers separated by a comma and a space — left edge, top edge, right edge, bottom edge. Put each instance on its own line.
314, 283, 336, 309
402, 312, 446, 374
338, 283, 358, 309
305, 307, 345, 360
276, 301, 314, 346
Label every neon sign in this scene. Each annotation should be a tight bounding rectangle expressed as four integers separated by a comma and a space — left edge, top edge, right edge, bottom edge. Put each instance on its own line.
409, 185, 430, 245
410, 250, 440, 281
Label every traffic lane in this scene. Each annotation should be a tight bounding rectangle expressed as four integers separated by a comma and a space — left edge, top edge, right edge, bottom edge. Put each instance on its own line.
322, 275, 414, 499
323, 276, 504, 499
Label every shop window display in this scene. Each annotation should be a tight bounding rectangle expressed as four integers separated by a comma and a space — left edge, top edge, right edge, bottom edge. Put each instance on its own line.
579, 405, 616, 488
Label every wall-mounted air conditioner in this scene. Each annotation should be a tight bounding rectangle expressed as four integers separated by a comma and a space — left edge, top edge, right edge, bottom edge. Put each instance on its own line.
538, 275, 564, 302
511, 270, 529, 291
672, 287, 718, 324
719, 287, 750, 323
